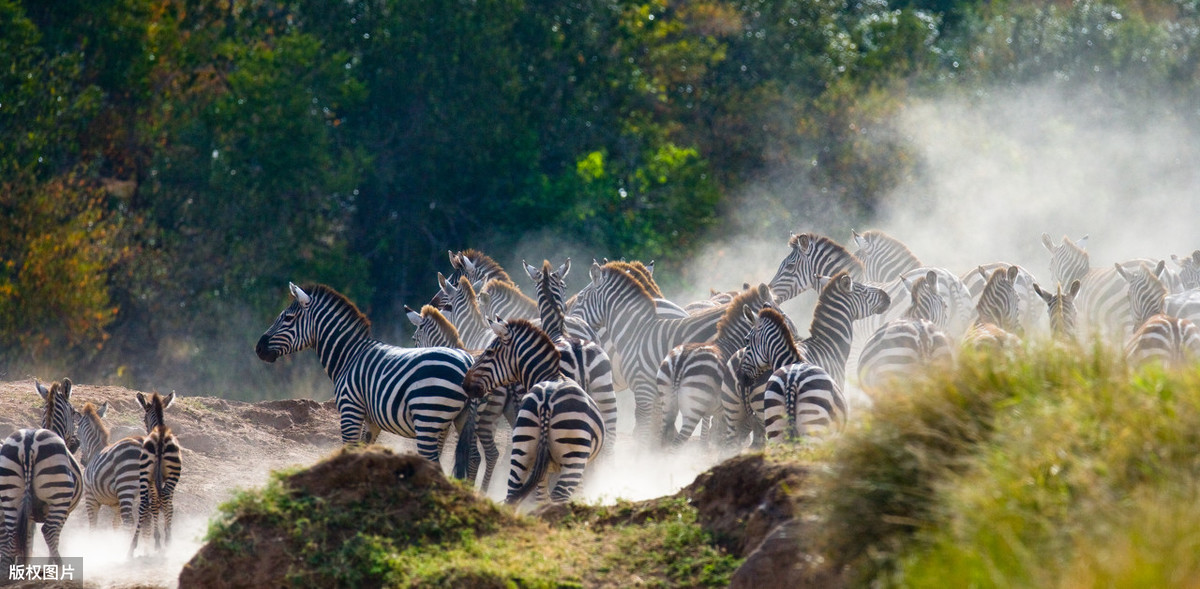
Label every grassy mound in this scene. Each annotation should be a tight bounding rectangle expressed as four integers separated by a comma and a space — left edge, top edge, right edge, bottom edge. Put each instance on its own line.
819, 343, 1200, 587
180, 445, 742, 588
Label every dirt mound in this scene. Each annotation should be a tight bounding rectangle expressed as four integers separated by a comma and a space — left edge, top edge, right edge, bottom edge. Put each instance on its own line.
178, 446, 517, 588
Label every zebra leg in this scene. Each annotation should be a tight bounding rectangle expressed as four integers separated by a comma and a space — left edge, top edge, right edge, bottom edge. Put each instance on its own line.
632, 382, 660, 449
163, 491, 175, 547
40, 510, 70, 566
119, 486, 138, 530
85, 491, 100, 528
475, 392, 507, 491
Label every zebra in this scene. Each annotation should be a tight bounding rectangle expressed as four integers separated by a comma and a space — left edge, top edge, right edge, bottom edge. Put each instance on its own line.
406, 304, 514, 492
682, 283, 749, 314
0, 427, 83, 568
851, 229, 923, 285
256, 282, 477, 479
857, 270, 955, 396
76, 401, 142, 531
960, 262, 1043, 335
430, 249, 514, 311
655, 284, 773, 448
1115, 261, 1170, 329
34, 378, 80, 453
1165, 289, 1200, 324
569, 262, 730, 445
1116, 262, 1200, 368
963, 265, 1023, 350
1041, 233, 1170, 339
437, 274, 494, 349
522, 259, 617, 454
767, 232, 864, 304
1032, 280, 1082, 343
1170, 250, 1200, 290
462, 319, 604, 506
129, 392, 182, 556
728, 305, 845, 444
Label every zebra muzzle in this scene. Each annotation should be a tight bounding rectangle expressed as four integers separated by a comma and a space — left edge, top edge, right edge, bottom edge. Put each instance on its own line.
255, 335, 280, 362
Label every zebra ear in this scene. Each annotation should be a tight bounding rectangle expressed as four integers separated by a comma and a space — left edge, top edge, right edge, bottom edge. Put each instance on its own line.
60, 377, 72, 400
558, 258, 570, 279
136, 392, 149, 410
1068, 279, 1081, 297
590, 262, 603, 284
1193, 250, 1200, 265
462, 256, 476, 276
523, 260, 539, 282
742, 304, 757, 323
1005, 265, 1020, 282
489, 318, 509, 339
646, 260, 655, 275
816, 274, 832, 290
163, 391, 176, 409
1033, 283, 1052, 304
837, 273, 853, 291
852, 230, 866, 249
900, 274, 914, 295
34, 378, 49, 401
925, 270, 938, 289
1076, 235, 1089, 250
798, 233, 811, 252
478, 291, 492, 312
1154, 260, 1166, 277
1114, 263, 1132, 282
437, 273, 455, 296
289, 282, 311, 307
448, 250, 461, 270
406, 306, 422, 326
97, 401, 109, 418
976, 266, 988, 281
1172, 254, 1183, 267
756, 283, 770, 301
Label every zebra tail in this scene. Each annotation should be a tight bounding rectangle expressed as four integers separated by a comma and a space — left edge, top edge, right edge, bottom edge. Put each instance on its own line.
507, 414, 550, 506
785, 383, 798, 441
153, 427, 167, 500
452, 397, 479, 481
15, 445, 35, 562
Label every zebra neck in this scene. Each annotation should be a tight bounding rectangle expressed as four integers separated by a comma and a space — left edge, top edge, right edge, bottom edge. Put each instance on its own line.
537, 297, 566, 341
518, 351, 562, 391
804, 313, 853, 386
770, 344, 804, 371
314, 320, 371, 380
494, 290, 538, 320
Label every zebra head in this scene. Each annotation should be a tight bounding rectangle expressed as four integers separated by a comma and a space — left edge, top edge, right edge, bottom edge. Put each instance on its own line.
975, 265, 1023, 334
769, 233, 863, 303
1033, 280, 1081, 341
902, 270, 948, 329
256, 282, 317, 362
74, 401, 110, 467
524, 259, 570, 303
1170, 250, 1200, 290
1115, 260, 1168, 327
737, 304, 803, 390
569, 262, 611, 330
36, 377, 80, 452
815, 271, 892, 321
137, 391, 176, 432
463, 318, 560, 397
852, 229, 922, 284
407, 304, 465, 348
1041, 233, 1090, 286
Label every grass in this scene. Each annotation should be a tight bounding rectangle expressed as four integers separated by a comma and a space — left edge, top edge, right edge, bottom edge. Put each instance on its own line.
817, 340, 1200, 587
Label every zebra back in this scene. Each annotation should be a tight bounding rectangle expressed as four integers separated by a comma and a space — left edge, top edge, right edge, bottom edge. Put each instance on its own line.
1115, 260, 1168, 328
36, 378, 79, 450
858, 317, 954, 394
1033, 280, 1082, 342
131, 421, 182, 556
1165, 289, 1200, 324
1125, 314, 1200, 369
768, 232, 864, 303
852, 229, 923, 284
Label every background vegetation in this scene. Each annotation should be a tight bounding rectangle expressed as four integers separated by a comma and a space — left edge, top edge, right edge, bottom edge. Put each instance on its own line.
2, 0, 1198, 398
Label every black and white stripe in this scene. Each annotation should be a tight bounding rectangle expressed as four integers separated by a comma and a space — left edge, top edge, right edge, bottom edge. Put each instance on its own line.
963, 265, 1023, 350
76, 402, 142, 531
430, 249, 514, 311
34, 378, 80, 453
129, 392, 182, 556
257, 282, 477, 478
1042, 233, 1165, 338
0, 427, 82, 567
762, 363, 844, 441
858, 271, 955, 395
767, 233, 864, 303
1124, 314, 1200, 369
437, 274, 495, 349
852, 229, 923, 285
462, 319, 604, 506
1033, 280, 1082, 343
1171, 250, 1200, 291
569, 263, 730, 445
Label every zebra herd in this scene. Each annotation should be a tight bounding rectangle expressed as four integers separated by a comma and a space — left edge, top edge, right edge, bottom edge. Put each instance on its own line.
255, 230, 1200, 507
0, 379, 181, 569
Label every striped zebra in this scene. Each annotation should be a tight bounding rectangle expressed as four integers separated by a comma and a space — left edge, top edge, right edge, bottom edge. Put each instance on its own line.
1033, 280, 1082, 343
1115, 261, 1170, 329
963, 265, 1023, 350
0, 427, 82, 568
961, 262, 1043, 335
569, 262, 729, 445
656, 284, 773, 448
406, 304, 514, 492
129, 392, 182, 556
852, 229, 923, 284
522, 260, 617, 453
76, 401, 142, 530
1041, 233, 1167, 339
437, 274, 494, 349
1165, 289, 1200, 324
462, 319, 604, 506
767, 233, 864, 303
682, 283, 749, 314
1171, 250, 1200, 290
857, 271, 955, 395
430, 249, 514, 311
729, 305, 844, 443
34, 378, 80, 452
256, 282, 477, 479
1114, 261, 1200, 368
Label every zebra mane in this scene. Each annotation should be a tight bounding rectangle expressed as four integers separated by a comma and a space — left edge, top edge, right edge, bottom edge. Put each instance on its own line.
460, 249, 512, 284
303, 284, 372, 332
457, 276, 483, 316
483, 278, 535, 305
148, 392, 168, 429
420, 305, 466, 349
603, 261, 663, 297
759, 305, 803, 359
539, 260, 556, 295
79, 402, 110, 442
860, 230, 920, 258
716, 284, 769, 340
793, 233, 865, 277
501, 318, 558, 353
598, 265, 656, 309
41, 381, 62, 430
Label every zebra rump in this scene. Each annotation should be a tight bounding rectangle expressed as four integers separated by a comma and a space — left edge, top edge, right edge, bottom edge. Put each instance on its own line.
763, 363, 846, 442
506, 380, 605, 506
